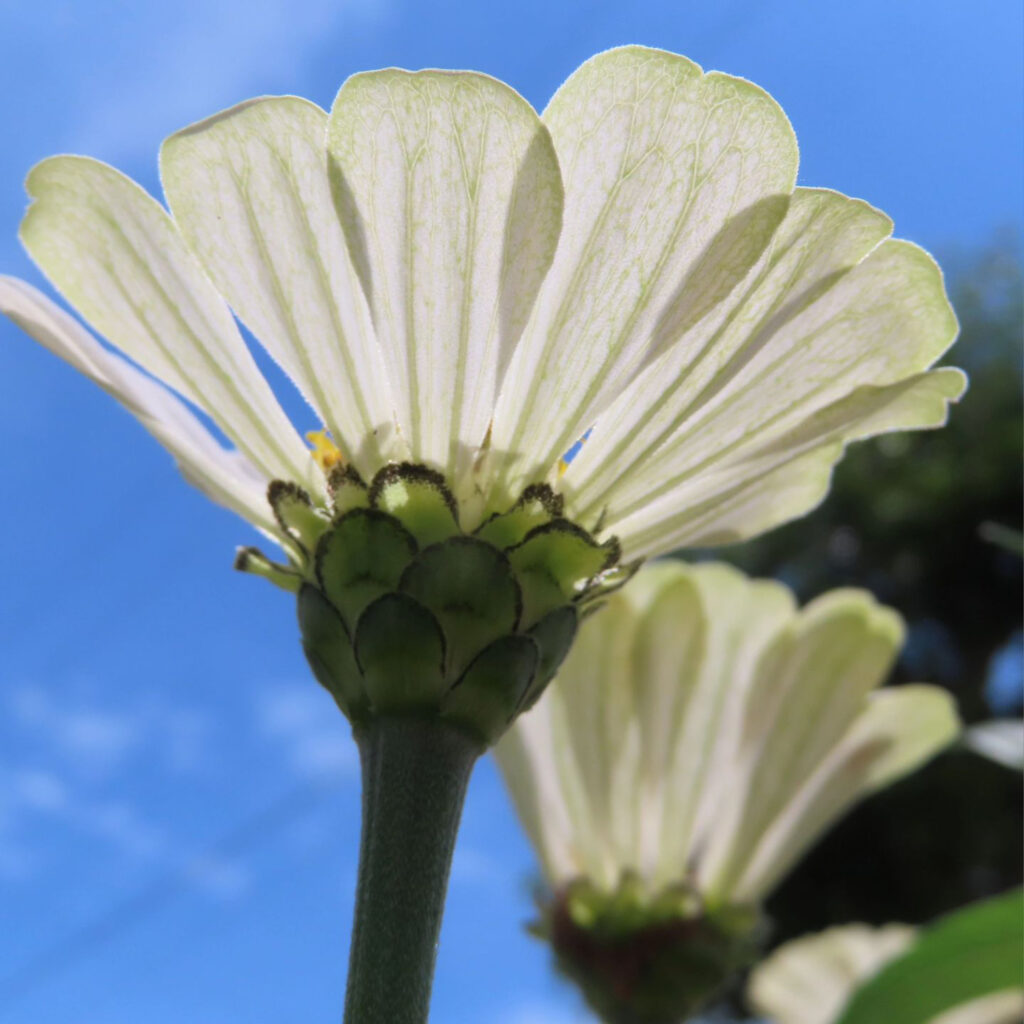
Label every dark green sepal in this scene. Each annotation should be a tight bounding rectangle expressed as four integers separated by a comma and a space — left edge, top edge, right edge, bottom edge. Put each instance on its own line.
297, 583, 367, 718
508, 520, 618, 625
268, 480, 330, 554
354, 592, 447, 712
369, 463, 459, 547
315, 508, 417, 631
441, 634, 539, 743
399, 537, 522, 681
327, 463, 369, 517
473, 483, 564, 550
519, 604, 579, 711
234, 546, 302, 593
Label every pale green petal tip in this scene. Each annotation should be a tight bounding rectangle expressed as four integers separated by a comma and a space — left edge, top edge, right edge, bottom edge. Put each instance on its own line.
864, 685, 962, 792
799, 587, 907, 651
549, 43, 798, 176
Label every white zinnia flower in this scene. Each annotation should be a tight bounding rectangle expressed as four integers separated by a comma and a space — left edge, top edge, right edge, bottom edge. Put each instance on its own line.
1, 45, 962, 560
1, 47, 964, 739
748, 923, 1024, 1024
497, 560, 959, 906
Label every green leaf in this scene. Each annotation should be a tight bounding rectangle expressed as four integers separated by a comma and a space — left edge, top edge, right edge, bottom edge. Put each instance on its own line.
835, 889, 1024, 1024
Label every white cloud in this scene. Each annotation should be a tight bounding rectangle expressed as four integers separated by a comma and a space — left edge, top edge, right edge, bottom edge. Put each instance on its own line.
9, 684, 139, 774
0, 681, 219, 884
6, 682, 212, 777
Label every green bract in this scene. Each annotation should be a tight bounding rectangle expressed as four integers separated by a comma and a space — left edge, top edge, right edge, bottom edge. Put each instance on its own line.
536, 874, 760, 1024
242, 463, 627, 743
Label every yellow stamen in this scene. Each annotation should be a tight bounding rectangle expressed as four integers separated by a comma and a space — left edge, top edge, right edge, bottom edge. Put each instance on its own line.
306, 429, 344, 472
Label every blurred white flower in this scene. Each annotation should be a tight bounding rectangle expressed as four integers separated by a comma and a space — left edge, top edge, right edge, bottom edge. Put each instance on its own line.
497, 560, 959, 910
747, 923, 916, 1024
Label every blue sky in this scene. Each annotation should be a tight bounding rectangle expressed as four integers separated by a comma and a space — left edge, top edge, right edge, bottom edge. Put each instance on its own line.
0, 2, 1020, 1022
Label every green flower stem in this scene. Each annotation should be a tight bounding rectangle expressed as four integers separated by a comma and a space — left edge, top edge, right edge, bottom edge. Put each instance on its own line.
344, 716, 483, 1024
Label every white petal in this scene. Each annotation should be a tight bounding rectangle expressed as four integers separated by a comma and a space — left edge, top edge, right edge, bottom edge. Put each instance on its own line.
566, 191, 961, 553
747, 924, 917, 1024
327, 68, 562, 482
19, 156, 314, 489
161, 97, 400, 474
491, 45, 798, 493
0, 276, 277, 533
654, 566, 796, 887
611, 366, 967, 555
729, 685, 959, 903
698, 590, 906, 900
564, 188, 893, 516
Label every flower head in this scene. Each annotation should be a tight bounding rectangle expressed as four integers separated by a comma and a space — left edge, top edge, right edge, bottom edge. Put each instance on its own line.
496, 560, 959, 1018
1, 47, 963, 740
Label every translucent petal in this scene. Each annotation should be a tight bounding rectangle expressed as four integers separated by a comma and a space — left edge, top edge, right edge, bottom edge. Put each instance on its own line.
727, 685, 959, 903
563, 189, 962, 554
697, 591, 906, 899
161, 96, 401, 473
609, 367, 966, 555
0, 276, 277, 533
491, 45, 798, 493
564, 188, 894, 515
327, 68, 562, 482
19, 156, 313, 489
497, 561, 960, 911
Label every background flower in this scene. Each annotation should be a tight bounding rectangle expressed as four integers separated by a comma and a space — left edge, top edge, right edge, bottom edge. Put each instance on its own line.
498, 560, 959, 907
496, 560, 959, 1018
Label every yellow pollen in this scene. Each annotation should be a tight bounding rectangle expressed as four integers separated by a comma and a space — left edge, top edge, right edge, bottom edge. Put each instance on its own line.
306, 429, 344, 472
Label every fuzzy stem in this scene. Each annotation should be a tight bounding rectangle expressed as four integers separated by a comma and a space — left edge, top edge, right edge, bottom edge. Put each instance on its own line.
343, 716, 482, 1024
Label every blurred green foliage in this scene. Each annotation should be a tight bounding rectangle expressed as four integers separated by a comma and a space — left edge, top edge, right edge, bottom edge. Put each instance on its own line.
692, 233, 1023, 947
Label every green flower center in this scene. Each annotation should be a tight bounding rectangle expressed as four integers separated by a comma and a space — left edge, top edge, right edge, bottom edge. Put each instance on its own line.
537, 876, 762, 1024
237, 461, 637, 744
